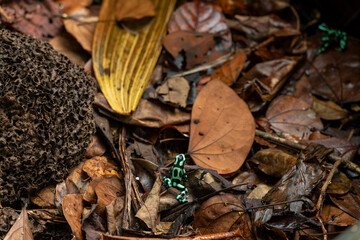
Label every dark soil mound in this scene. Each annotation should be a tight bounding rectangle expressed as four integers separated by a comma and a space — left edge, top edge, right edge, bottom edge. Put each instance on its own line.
0, 28, 96, 204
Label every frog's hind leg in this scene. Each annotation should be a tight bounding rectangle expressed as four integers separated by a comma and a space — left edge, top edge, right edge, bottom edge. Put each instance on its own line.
162, 177, 172, 188
175, 183, 188, 203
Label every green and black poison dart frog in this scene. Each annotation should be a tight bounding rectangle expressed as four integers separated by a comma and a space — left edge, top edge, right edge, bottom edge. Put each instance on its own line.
162, 154, 189, 203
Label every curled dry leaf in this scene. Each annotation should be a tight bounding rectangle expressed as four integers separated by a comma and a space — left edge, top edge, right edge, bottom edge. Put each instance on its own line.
312, 96, 348, 120
249, 148, 297, 178
168, 1, 232, 49
266, 95, 323, 141
193, 193, 253, 238
236, 57, 302, 102
135, 177, 162, 232
4, 208, 33, 240
211, 51, 247, 86
188, 80, 255, 175
307, 36, 360, 103
62, 194, 84, 240
115, 0, 155, 21
231, 14, 300, 40
82, 156, 120, 179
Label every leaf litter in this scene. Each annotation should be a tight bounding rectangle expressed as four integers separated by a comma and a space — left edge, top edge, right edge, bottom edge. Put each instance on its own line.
1, 0, 360, 239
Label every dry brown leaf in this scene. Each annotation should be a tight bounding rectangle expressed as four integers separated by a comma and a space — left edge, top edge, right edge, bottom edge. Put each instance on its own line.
83, 156, 120, 179
135, 176, 162, 232
106, 197, 125, 235
156, 76, 190, 108
188, 80, 255, 175
62, 194, 84, 240
55, 181, 67, 208
95, 176, 124, 214
63, 8, 98, 53
249, 148, 297, 178
193, 193, 253, 238
115, 0, 155, 21
168, 1, 232, 49
312, 96, 348, 120
4, 208, 33, 240
266, 95, 323, 141
211, 51, 247, 86
49, 32, 89, 66
321, 204, 357, 227
55, 0, 92, 14
31, 185, 56, 208
85, 135, 107, 158
162, 31, 228, 70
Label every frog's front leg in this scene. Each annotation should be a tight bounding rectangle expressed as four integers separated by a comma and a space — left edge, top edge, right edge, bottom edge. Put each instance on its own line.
173, 182, 188, 203
162, 176, 172, 188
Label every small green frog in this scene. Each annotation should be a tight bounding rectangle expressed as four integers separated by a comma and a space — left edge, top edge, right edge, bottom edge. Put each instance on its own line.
162, 154, 189, 203
317, 23, 347, 54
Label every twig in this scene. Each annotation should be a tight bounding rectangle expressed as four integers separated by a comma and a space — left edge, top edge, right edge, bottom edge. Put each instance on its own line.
255, 129, 360, 174
316, 158, 343, 211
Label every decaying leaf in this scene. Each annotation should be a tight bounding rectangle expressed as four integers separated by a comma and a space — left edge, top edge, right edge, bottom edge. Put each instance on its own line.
115, 0, 155, 21
249, 148, 297, 178
329, 182, 360, 219
236, 57, 302, 101
94, 92, 191, 128
63, 7, 98, 53
95, 176, 124, 214
83, 156, 120, 179
230, 14, 300, 40
162, 31, 228, 70
93, 0, 176, 115
31, 185, 56, 208
0, 0, 63, 40
307, 36, 360, 103
62, 194, 84, 240
135, 176, 162, 232
85, 135, 107, 158
211, 51, 247, 86
4, 208, 33, 240
106, 197, 125, 235
188, 80, 255, 175
266, 95, 323, 141
168, 1, 232, 49
193, 193, 253, 238
321, 204, 357, 227
312, 96, 348, 120
156, 76, 190, 108
248, 184, 273, 199
55, 0, 92, 14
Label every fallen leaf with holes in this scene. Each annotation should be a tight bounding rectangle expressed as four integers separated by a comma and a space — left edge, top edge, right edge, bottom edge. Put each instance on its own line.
156, 76, 190, 108
0, 0, 63, 40
249, 148, 297, 178
307, 35, 360, 103
4, 208, 33, 240
266, 95, 323, 141
95, 176, 124, 214
62, 194, 84, 240
193, 193, 253, 238
135, 176, 162, 232
211, 51, 246, 86
162, 31, 228, 70
115, 0, 155, 21
83, 156, 121, 179
312, 96, 348, 120
188, 79, 255, 175
168, 1, 232, 49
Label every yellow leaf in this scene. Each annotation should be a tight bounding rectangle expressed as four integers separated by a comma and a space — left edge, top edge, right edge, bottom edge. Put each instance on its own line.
93, 0, 176, 115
